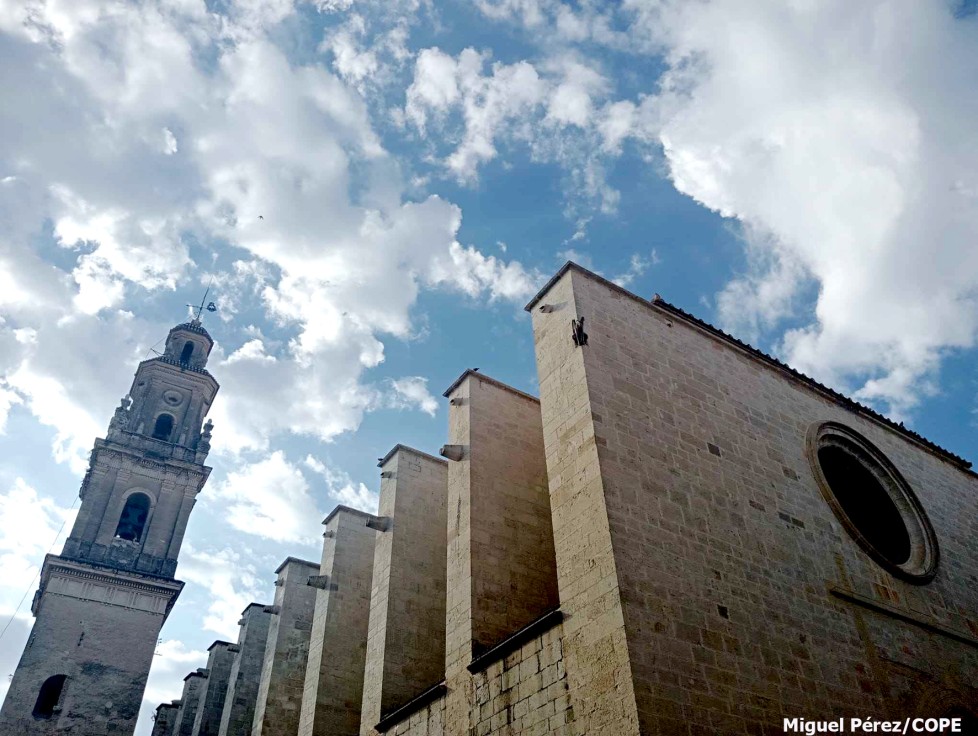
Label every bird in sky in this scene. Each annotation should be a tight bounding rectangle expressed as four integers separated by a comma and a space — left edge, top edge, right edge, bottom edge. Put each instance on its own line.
258, 215, 264, 220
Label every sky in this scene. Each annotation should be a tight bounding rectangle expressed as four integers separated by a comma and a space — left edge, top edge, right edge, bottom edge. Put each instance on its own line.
0, 0, 976, 732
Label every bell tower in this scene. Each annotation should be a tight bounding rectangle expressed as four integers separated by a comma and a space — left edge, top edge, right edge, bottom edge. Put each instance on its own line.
0, 317, 220, 734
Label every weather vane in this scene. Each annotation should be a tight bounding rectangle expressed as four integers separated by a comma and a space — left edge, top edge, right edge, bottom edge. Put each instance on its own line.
187, 285, 218, 325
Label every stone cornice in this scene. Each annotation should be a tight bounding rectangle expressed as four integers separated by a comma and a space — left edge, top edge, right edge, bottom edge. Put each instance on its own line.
38, 554, 184, 621
91, 439, 211, 478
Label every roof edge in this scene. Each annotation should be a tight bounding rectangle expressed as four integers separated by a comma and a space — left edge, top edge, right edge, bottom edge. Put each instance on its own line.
274, 556, 320, 574
539, 262, 972, 472
524, 261, 575, 312
442, 369, 539, 404
321, 504, 380, 527
378, 443, 447, 468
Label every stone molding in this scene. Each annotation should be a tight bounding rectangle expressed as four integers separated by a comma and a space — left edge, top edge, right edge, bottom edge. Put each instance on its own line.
35, 554, 184, 621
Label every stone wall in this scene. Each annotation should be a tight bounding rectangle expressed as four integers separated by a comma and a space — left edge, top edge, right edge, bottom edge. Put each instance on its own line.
444, 371, 559, 659
298, 506, 378, 736
252, 558, 320, 736
529, 263, 978, 734
218, 603, 272, 736
382, 623, 574, 736
529, 269, 642, 736
175, 671, 207, 736
191, 641, 236, 736
441, 371, 561, 735
152, 702, 180, 736
361, 446, 448, 735
0, 556, 183, 736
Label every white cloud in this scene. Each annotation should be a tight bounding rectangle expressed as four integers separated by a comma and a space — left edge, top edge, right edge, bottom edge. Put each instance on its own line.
0, 479, 77, 706
303, 454, 378, 514
627, 0, 978, 414
406, 48, 548, 182
0, 0, 539, 471
544, 58, 608, 128
404, 46, 627, 212
428, 242, 541, 302
405, 47, 463, 131
178, 544, 266, 637
210, 452, 325, 545
0, 479, 77, 626
385, 376, 438, 416
612, 251, 658, 288
141, 638, 207, 720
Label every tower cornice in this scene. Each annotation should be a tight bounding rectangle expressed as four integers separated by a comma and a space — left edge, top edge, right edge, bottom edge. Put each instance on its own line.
35, 554, 185, 622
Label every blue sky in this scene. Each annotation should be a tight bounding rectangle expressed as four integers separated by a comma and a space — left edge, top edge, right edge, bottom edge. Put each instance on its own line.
1, 1, 976, 732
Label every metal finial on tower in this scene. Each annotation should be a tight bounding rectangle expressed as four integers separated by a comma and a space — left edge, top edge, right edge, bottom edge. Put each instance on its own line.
186, 286, 218, 326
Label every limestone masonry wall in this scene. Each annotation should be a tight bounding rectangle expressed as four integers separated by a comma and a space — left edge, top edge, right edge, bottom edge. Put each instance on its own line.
531, 265, 978, 734
446, 372, 559, 657
0, 569, 176, 736
252, 557, 320, 736
149, 262, 978, 736
530, 272, 642, 736
360, 446, 448, 735
191, 641, 236, 736
175, 671, 207, 736
298, 506, 378, 736
152, 702, 180, 736
218, 603, 272, 736
384, 624, 574, 736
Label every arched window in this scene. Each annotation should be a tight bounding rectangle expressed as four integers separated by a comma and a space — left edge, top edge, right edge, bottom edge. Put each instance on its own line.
33, 674, 67, 718
180, 340, 194, 364
115, 493, 151, 542
152, 414, 174, 441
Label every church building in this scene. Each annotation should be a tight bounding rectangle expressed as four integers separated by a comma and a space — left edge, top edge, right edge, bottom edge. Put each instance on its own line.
156, 263, 977, 736
6, 261, 978, 736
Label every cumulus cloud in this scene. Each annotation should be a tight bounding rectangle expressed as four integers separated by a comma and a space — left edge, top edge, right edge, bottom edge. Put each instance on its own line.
303, 454, 378, 514
0, 479, 77, 705
0, 0, 537, 471
406, 47, 548, 182
139, 638, 208, 729
627, 0, 978, 414
404, 46, 631, 212
385, 376, 439, 416
0, 479, 77, 608
210, 452, 325, 545
178, 544, 265, 636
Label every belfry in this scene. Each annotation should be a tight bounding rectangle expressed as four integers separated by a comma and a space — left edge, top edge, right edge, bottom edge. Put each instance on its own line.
0, 318, 220, 734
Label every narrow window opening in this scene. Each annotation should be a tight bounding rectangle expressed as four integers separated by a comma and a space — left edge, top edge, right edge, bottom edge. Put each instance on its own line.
180, 340, 194, 364
152, 414, 174, 441
33, 674, 67, 718
115, 493, 151, 542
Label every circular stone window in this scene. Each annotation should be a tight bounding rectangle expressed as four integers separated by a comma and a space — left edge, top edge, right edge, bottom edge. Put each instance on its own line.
807, 422, 939, 583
